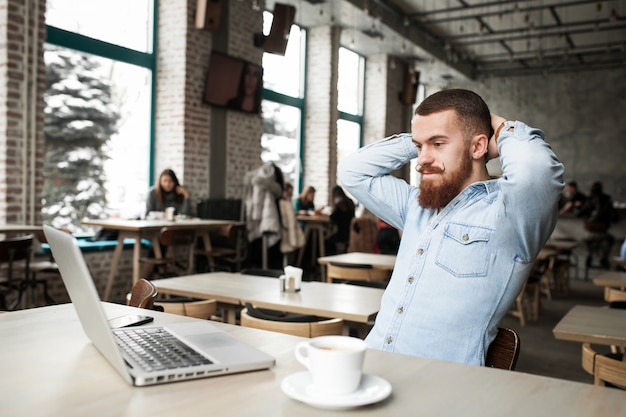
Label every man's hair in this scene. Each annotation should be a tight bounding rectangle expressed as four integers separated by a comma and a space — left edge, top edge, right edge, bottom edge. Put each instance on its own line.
415, 89, 493, 139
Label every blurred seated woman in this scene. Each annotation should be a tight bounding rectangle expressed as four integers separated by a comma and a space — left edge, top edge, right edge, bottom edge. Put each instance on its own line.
294, 185, 319, 215
145, 169, 191, 218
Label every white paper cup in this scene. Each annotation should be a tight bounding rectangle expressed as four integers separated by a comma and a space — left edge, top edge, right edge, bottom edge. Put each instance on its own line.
284, 265, 303, 292
295, 335, 367, 396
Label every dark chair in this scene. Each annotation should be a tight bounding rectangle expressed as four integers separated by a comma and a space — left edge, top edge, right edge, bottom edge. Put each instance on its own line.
126, 279, 158, 309
13, 229, 58, 306
240, 268, 284, 278
195, 223, 247, 272
140, 227, 196, 279
485, 327, 520, 370
0, 235, 33, 310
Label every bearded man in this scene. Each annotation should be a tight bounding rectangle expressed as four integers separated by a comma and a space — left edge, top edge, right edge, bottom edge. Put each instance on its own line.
338, 89, 564, 365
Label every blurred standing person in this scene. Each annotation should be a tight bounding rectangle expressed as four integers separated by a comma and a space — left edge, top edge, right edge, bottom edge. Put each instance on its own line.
145, 169, 191, 217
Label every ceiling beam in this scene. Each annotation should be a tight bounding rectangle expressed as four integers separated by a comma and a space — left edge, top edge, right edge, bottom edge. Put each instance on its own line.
342, 0, 477, 79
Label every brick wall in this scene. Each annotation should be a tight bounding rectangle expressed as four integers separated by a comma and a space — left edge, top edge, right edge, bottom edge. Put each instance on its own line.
0, 0, 45, 224
303, 26, 340, 206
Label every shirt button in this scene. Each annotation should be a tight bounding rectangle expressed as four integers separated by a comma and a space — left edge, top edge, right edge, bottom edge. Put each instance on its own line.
417, 248, 424, 255
408, 277, 414, 283
386, 336, 393, 344
397, 306, 404, 314
462, 234, 469, 241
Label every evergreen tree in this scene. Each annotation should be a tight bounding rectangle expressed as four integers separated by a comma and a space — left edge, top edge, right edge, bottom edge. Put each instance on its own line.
42, 46, 120, 232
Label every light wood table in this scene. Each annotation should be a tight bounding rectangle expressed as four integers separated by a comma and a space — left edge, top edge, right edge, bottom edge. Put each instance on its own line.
296, 214, 330, 267
317, 252, 396, 282
553, 304, 626, 347
242, 281, 384, 324
154, 272, 279, 324
82, 218, 243, 301
592, 271, 626, 290
0, 224, 43, 235
3, 303, 626, 417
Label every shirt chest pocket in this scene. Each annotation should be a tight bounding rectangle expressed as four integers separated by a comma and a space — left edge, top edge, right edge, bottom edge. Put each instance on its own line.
436, 223, 493, 278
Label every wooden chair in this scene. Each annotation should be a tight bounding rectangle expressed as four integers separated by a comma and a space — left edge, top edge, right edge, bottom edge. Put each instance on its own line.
0, 235, 33, 310
604, 287, 626, 303
582, 343, 626, 389
155, 299, 217, 320
508, 276, 540, 327
195, 224, 246, 272
126, 279, 158, 309
140, 227, 196, 279
485, 327, 520, 370
240, 308, 344, 338
326, 263, 390, 285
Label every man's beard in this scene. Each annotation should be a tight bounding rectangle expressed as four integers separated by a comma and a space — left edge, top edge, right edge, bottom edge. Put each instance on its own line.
418, 155, 472, 210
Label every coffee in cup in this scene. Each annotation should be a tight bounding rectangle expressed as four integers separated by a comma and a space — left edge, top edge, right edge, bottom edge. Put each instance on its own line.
295, 335, 367, 396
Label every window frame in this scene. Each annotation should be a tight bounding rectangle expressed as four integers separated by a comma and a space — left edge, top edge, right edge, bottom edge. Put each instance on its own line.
45, 4, 158, 184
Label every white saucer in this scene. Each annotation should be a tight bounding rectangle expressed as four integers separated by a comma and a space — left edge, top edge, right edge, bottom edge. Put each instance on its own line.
281, 372, 392, 410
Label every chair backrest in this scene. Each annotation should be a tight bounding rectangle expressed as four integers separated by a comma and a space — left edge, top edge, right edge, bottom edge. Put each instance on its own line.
0, 235, 33, 263
605, 288, 626, 303
485, 327, 520, 370
347, 216, 378, 253
240, 268, 284, 278
159, 227, 196, 247
127, 279, 158, 309
156, 299, 217, 319
240, 308, 344, 338
582, 343, 626, 388
326, 263, 390, 283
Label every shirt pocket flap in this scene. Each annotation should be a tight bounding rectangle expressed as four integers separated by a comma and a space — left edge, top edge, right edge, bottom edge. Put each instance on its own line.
444, 223, 491, 245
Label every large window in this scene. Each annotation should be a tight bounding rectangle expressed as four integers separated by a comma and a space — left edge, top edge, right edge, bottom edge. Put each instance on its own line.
261, 12, 305, 191
44, 0, 155, 231
337, 47, 365, 185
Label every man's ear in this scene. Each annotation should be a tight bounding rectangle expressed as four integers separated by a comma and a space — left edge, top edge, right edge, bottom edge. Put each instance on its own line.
471, 134, 489, 160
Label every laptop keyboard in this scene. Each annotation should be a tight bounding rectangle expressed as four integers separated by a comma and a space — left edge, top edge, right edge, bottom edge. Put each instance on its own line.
113, 327, 213, 372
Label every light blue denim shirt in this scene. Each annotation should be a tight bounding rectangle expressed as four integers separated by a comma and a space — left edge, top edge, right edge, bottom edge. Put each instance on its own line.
338, 120, 564, 365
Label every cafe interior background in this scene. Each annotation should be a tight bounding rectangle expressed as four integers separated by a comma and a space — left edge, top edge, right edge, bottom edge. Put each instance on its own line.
1, 0, 625, 301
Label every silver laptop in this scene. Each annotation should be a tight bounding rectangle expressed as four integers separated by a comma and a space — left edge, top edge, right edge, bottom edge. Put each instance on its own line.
43, 225, 275, 386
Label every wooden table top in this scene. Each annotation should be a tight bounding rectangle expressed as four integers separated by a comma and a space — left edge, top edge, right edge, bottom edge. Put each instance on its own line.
592, 271, 626, 289
154, 272, 279, 305
0, 224, 43, 234
3, 303, 626, 417
83, 218, 242, 232
242, 281, 384, 324
553, 304, 626, 346
317, 252, 397, 269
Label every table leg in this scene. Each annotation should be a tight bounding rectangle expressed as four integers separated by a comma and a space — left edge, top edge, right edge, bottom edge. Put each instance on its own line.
296, 226, 312, 266
103, 232, 129, 301
222, 305, 239, 324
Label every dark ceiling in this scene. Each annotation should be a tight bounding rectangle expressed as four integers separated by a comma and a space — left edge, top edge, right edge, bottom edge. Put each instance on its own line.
265, 0, 626, 81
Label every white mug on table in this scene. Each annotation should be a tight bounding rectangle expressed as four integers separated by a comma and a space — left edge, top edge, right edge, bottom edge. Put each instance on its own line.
295, 335, 367, 396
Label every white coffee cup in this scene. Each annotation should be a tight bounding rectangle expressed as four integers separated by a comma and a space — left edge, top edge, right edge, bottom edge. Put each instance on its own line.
165, 207, 175, 221
295, 335, 367, 396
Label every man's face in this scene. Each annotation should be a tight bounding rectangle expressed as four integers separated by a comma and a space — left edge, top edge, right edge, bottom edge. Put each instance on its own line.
412, 110, 474, 210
